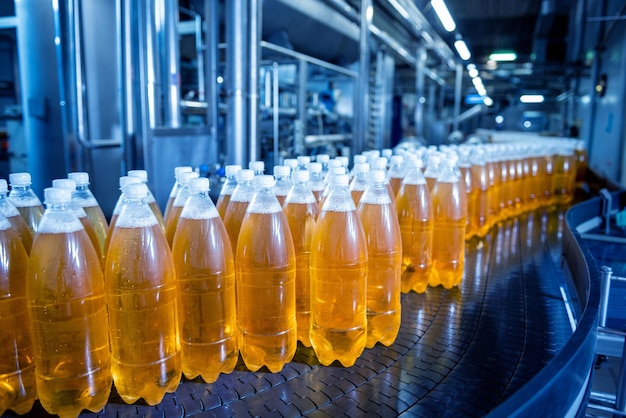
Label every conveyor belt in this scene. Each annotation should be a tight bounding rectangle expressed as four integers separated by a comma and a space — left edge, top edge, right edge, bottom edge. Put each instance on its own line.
5, 208, 574, 417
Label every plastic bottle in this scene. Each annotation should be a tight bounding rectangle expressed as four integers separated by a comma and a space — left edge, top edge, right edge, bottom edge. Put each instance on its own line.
272, 165, 293, 207
388, 155, 405, 196
395, 157, 434, 293
249, 160, 265, 176
296, 156, 311, 172
8, 172, 44, 235
216, 165, 242, 219
310, 173, 367, 367
236, 175, 296, 372
104, 175, 142, 256
429, 155, 468, 289
457, 150, 476, 240
319, 166, 346, 208
0, 179, 33, 254
574, 140, 588, 189
105, 183, 181, 405
68, 172, 109, 261
349, 162, 370, 206
127, 169, 166, 231
283, 158, 298, 173
539, 148, 554, 206
307, 162, 325, 206
223, 169, 256, 254
164, 171, 200, 247
282, 170, 319, 347
52, 179, 103, 268
171, 177, 238, 383
469, 149, 491, 238
423, 153, 441, 191
163, 166, 193, 224
357, 170, 401, 348
349, 154, 367, 179
485, 147, 502, 227
552, 145, 577, 205
0, 211, 36, 416
27, 187, 111, 417
316, 154, 330, 178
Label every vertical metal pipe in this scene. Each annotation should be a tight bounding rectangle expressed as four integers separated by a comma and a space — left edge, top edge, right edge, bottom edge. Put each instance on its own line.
354, 0, 372, 154
427, 82, 436, 143
145, 0, 159, 129
160, 0, 181, 128
415, 47, 426, 140
453, 62, 462, 133
273, 63, 279, 167
297, 59, 308, 155
205, 0, 219, 166
249, 0, 261, 162
226, 0, 248, 166
616, 336, 626, 413
194, 13, 205, 102
599, 266, 612, 328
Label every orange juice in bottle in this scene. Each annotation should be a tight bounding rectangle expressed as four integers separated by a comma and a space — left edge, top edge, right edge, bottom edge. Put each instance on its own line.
307, 162, 325, 207
538, 149, 555, 207
526, 146, 542, 210
429, 155, 468, 289
574, 139, 587, 188
52, 179, 103, 268
236, 175, 296, 372
458, 151, 477, 239
0, 212, 36, 416
485, 148, 501, 227
171, 177, 238, 382
0, 179, 33, 254
424, 152, 441, 191
164, 171, 199, 247
388, 155, 405, 196
223, 169, 256, 253
216, 165, 241, 219
105, 183, 181, 406
469, 149, 491, 238
552, 146, 577, 205
357, 170, 401, 347
127, 169, 166, 232
27, 187, 111, 417
163, 166, 193, 224
8, 172, 44, 235
349, 162, 370, 207
272, 165, 293, 207
68, 172, 109, 262
283, 170, 319, 347
396, 157, 433, 293
310, 174, 367, 367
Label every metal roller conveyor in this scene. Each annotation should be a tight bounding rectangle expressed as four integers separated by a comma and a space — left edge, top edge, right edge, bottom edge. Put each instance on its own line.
8, 205, 595, 417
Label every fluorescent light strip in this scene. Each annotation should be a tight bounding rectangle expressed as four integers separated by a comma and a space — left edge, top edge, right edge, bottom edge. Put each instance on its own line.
520, 94, 544, 103
468, 68, 479, 78
489, 52, 517, 62
432, 0, 456, 32
454, 40, 471, 60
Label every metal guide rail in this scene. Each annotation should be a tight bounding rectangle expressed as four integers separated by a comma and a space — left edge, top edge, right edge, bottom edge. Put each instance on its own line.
4, 206, 597, 417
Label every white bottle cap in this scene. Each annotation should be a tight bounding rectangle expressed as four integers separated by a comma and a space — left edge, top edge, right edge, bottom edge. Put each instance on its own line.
52, 178, 77, 191
249, 161, 265, 172
353, 154, 367, 164
372, 157, 388, 171
274, 165, 291, 177
127, 169, 148, 182
329, 167, 346, 176
316, 154, 329, 163
123, 183, 148, 199
237, 169, 255, 182
174, 166, 193, 179
188, 177, 210, 194
119, 175, 142, 189
44, 187, 71, 204
297, 156, 311, 166
9, 172, 31, 186
0, 179, 7, 193
382, 148, 393, 158
284, 159, 298, 170
225, 165, 242, 177
368, 170, 387, 183
179, 171, 199, 185
354, 162, 370, 174
390, 155, 404, 165
292, 170, 309, 182
68, 172, 89, 185
308, 162, 322, 173
255, 174, 275, 189
329, 174, 349, 187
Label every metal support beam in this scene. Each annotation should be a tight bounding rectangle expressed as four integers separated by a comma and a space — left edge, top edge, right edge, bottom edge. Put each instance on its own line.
453, 63, 462, 132
354, 0, 372, 154
414, 47, 426, 140
205, 0, 219, 166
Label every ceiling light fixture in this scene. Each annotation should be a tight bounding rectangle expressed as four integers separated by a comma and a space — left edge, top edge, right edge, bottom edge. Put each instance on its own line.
454, 40, 471, 60
483, 96, 493, 106
489, 51, 517, 62
431, 0, 456, 32
468, 67, 479, 78
520, 94, 544, 103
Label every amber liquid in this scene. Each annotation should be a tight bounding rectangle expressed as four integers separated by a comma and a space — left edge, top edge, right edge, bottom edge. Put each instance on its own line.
486, 161, 501, 227
165, 204, 184, 247
395, 183, 433, 294
0, 226, 36, 416
16, 205, 44, 236
310, 209, 367, 367
163, 196, 176, 225
83, 205, 108, 264
358, 201, 401, 348
460, 166, 477, 240
283, 201, 319, 347
172, 216, 238, 382
6, 213, 33, 255
470, 165, 491, 238
28, 230, 111, 417
106, 223, 181, 406
552, 154, 577, 205
79, 216, 104, 269
430, 181, 467, 289
223, 200, 251, 253
148, 200, 166, 232
539, 155, 554, 206
236, 211, 296, 373
216, 194, 232, 220
389, 176, 403, 197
